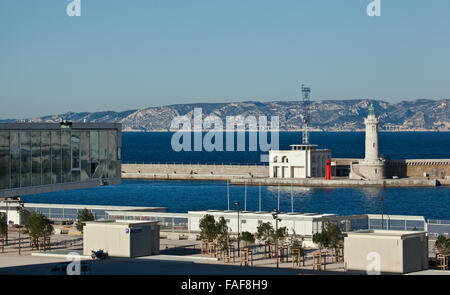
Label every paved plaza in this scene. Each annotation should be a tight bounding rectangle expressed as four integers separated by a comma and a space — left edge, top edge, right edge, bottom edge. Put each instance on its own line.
0, 229, 448, 275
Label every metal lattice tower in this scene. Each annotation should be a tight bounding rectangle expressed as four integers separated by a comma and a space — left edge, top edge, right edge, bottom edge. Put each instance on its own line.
301, 84, 311, 144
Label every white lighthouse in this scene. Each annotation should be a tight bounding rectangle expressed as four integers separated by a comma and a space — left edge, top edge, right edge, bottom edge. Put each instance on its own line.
350, 103, 385, 180
364, 104, 380, 163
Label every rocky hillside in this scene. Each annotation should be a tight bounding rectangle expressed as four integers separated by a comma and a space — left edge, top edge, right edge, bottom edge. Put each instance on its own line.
21, 99, 450, 131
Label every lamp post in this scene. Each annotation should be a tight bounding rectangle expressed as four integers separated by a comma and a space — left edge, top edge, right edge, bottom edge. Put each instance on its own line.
18, 225, 22, 255
227, 180, 230, 211
244, 183, 247, 212
17, 198, 24, 255
272, 208, 281, 269
277, 185, 280, 210
258, 184, 261, 212
5, 200, 9, 246
234, 202, 240, 255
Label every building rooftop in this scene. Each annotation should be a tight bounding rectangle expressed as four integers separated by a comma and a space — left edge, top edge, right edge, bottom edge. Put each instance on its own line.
85, 220, 159, 226
346, 229, 427, 238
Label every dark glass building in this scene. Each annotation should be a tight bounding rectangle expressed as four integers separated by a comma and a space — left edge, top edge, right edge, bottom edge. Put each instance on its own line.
0, 122, 121, 198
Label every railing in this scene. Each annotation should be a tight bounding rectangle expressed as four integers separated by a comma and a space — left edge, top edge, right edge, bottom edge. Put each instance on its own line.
428, 220, 450, 225
122, 161, 269, 167
427, 220, 450, 238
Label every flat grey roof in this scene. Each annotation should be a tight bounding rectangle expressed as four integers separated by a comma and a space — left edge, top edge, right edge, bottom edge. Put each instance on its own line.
347, 229, 427, 238
24, 203, 166, 212
85, 220, 159, 226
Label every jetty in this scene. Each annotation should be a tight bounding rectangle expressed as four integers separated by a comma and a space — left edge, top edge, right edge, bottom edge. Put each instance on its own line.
121, 161, 449, 187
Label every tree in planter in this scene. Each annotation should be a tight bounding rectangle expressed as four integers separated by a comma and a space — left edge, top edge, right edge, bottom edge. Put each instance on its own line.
435, 235, 450, 255
271, 226, 288, 245
199, 214, 218, 241
289, 229, 306, 264
215, 217, 231, 251
288, 229, 304, 249
325, 222, 344, 261
312, 222, 343, 261
26, 212, 54, 248
312, 231, 329, 250
256, 222, 274, 243
277, 227, 288, 241
0, 213, 6, 237
239, 231, 255, 248
19, 208, 31, 231
76, 209, 95, 232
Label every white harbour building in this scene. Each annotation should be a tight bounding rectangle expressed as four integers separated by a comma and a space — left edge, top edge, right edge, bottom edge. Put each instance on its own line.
269, 144, 331, 178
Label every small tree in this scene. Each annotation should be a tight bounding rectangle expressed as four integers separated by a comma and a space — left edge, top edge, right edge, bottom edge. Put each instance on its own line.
19, 208, 32, 229
435, 235, 450, 255
199, 214, 218, 241
312, 231, 328, 250
239, 231, 255, 248
271, 226, 288, 244
326, 222, 343, 261
26, 212, 54, 246
289, 229, 306, 261
0, 213, 6, 237
288, 229, 304, 250
313, 221, 343, 258
215, 217, 231, 251
76, 209, 95, 232
256, 222, 274, 243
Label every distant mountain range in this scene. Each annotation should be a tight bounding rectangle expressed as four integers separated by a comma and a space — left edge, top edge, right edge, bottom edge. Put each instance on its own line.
9, 99, 450, 131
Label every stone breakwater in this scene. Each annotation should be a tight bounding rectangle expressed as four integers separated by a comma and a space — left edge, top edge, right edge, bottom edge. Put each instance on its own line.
121, 163, 447, 187
230, 177, 439, 187
121, 163, 268, 180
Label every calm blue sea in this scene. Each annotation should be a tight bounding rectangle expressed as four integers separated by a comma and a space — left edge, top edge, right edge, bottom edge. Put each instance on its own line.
121, 132, 450, 164
22, 132, 450, 220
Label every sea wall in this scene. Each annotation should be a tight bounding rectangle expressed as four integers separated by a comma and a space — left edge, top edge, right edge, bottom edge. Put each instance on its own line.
121, 160, 449, 186
230, 177, 438, 187
385, 159, 450, 179
121, 163, 268, 180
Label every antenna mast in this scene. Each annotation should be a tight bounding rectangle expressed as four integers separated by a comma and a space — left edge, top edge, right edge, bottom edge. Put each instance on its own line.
301, 83, 311, 144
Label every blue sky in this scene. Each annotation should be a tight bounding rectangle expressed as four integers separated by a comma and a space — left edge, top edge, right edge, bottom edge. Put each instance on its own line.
0, 0, 449, 119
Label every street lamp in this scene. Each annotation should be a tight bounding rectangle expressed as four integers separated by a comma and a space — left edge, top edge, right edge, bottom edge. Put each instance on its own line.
234, 201, 240, 255
5, 200, 8, 246
17, 198, 24, 255
272, 208, 282, 269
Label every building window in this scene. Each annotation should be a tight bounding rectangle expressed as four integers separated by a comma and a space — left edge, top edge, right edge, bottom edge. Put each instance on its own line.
31, 131, 41, 186
90, 131, 100, 178
71, 131, 81, 170
20, 131, 32, 187
80, 131, 90, 181
41, 131, 52, 185
0, 131, 9, 189
10, 132, 20, 188
61, 130, 71, 183
71, 131, 81, 182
